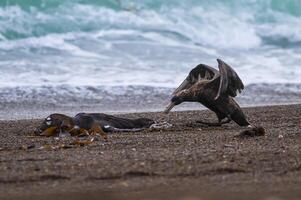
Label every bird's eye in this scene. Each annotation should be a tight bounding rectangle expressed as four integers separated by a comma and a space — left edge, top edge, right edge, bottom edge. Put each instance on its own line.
171, 96, 179, 102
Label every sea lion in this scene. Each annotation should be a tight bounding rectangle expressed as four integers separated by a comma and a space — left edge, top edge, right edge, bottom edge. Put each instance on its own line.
34, 113, 155, 137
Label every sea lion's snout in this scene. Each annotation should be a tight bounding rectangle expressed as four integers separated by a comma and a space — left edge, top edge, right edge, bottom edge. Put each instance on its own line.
34, 114, 73, 136
34, 117, 53, 135
34, 123, 54, 136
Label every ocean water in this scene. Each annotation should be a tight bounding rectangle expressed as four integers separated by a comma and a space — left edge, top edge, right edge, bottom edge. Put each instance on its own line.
0, 0, 301, 117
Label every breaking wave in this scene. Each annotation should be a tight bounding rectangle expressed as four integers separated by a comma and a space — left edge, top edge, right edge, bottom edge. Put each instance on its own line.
0, 0, 301, 114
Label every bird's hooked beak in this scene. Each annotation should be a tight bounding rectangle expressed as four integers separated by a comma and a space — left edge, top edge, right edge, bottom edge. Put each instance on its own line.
163, 102, 175, 114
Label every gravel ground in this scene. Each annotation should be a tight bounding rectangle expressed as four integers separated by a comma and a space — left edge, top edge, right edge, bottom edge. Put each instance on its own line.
0, 104, 300, 200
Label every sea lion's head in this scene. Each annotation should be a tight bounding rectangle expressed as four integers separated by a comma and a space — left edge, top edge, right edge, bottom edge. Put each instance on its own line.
34, 113, 74, 136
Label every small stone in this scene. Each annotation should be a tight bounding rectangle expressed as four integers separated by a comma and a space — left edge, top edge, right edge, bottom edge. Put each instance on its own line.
120, 181, 129, 187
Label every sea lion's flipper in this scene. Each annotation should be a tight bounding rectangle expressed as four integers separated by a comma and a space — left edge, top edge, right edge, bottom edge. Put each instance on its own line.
89, 123, 108, 140
40, 126, 58, 136
196, 117, 231, 126
214, 59, 244, 100
104, 126, 145, 132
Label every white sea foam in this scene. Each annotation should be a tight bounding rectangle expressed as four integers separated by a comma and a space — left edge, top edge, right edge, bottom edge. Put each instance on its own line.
0, 1, 301, 92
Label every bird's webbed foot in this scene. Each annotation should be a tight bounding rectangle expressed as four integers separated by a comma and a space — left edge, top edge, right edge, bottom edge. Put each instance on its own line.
196, 117, 231, 127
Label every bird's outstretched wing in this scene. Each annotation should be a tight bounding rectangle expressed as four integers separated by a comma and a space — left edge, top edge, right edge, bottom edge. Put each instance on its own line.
172, 64, 219, 95
213, 59, 244, 100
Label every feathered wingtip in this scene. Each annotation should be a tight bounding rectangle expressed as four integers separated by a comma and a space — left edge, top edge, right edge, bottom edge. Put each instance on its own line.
215, 58, 244, 100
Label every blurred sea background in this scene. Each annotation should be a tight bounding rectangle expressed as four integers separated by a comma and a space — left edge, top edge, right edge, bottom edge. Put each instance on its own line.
0, 0, 301, 119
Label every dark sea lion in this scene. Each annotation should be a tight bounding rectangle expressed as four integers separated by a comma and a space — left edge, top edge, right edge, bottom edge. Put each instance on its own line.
34, 113, 155, 137
164, 59, 251, 127
73, 113, 154, 132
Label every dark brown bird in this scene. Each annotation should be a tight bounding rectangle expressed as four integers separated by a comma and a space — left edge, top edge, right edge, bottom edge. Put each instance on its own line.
164, 59, 251, 127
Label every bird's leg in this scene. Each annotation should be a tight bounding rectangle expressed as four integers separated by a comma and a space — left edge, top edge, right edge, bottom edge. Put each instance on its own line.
196, 117, 231, 127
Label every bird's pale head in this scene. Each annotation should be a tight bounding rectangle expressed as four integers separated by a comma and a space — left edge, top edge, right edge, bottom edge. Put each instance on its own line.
170, 95, 183, 105
164, 90, 190, 114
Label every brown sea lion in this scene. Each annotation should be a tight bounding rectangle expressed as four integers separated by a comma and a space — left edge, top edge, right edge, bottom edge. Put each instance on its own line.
164, 59, 251, 127
34, 113, 155, 137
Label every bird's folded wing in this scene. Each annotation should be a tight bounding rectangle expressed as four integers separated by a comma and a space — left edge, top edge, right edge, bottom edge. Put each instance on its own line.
214, 59, 244, 100
172, 64, 219, 95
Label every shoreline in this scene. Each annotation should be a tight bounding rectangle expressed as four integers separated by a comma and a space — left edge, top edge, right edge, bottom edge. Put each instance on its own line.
1, 83, 301, 120
1, 104, 301, 200
0, 102, 300, 121
1, 102, 301, 121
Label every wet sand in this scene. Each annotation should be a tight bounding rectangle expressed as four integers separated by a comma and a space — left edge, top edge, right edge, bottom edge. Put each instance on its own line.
0, 104, 301, 200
